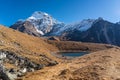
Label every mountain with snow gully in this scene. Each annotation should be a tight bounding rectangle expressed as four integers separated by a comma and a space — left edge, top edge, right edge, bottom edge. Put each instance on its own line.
10, 11, 120, 46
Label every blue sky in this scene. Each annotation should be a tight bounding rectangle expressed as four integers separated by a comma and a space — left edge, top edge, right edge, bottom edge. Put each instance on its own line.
0, 0, 120, 26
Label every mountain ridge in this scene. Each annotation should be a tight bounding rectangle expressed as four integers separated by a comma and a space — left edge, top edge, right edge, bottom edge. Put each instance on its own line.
10, 11, 120, 46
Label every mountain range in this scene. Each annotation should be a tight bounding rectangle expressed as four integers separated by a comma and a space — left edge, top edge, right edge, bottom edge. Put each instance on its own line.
1, 11, 120, 80
10, 11, 120, 46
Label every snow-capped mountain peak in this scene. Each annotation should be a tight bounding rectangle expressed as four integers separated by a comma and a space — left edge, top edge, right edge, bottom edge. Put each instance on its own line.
26, 11, 58, 35
27, 11, 50, 20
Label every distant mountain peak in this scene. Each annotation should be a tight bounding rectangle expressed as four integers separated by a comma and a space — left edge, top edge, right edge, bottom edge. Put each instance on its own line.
10, 11, 62, 36
97, 17, 104, 20
27, 11, 51, 20
25, 11, 59, 35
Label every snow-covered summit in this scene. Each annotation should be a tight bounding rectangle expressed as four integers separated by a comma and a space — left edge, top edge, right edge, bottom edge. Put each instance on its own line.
26, 11, 58, 35
27, 11, 51, 20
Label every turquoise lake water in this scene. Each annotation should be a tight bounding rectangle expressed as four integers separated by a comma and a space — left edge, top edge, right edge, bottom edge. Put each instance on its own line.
59, 52, 89, 57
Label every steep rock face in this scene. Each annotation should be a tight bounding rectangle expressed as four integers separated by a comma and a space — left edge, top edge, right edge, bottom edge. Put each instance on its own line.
60, 19, 120, 46
10, 21, 41, 37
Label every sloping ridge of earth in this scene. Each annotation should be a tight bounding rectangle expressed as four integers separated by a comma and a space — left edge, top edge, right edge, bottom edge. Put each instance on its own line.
0, 25, 118, 80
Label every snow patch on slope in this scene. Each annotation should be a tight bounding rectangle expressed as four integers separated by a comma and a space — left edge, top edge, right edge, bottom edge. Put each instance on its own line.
35, 27, 44, 35
78, 19, 95, 31
54, 19, 95, 35
27, 11, 49, 20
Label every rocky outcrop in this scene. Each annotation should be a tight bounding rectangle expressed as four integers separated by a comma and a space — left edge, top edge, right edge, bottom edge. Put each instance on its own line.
0, 52, 10, 80
10, 21, 42, 37
6, 51, 43, 70
0, 50, 58, 80
0, 65, 10, 80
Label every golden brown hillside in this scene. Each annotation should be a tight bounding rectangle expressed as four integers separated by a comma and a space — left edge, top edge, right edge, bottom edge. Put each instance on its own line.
22, 47, 120, 80
0, 25, 59, 63
0, 25, 118, 80
46, 40, 114, 52
0, 25, 59, 80
0, 25, 114, 63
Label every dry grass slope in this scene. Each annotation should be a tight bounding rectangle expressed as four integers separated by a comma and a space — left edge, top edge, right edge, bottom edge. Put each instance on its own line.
0, 25, 119, 80
0, 25, 59, 66
46, 40, 115, 52
22, 48, 120, 80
